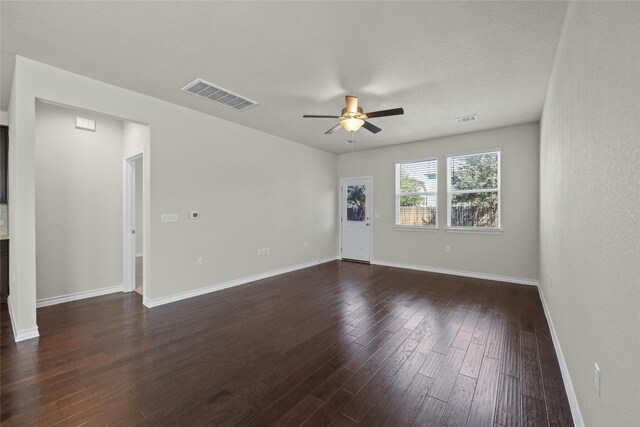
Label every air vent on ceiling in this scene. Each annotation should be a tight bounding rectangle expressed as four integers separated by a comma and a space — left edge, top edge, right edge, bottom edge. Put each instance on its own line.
455, 114, 478, 124
181, 78, 258, 111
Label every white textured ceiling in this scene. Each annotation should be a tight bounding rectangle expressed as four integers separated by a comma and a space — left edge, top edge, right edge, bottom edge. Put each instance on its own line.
0, 1, 567, 154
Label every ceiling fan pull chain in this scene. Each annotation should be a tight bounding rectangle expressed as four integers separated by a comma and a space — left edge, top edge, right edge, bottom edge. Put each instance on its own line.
351, 134, 355, 163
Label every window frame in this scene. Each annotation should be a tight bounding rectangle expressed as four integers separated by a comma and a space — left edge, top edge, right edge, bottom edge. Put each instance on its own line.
394, 156, 439, 230
446, 149, 502, 232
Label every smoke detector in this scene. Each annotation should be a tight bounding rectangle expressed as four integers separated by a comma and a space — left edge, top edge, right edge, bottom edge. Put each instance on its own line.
455, 114, 478, 123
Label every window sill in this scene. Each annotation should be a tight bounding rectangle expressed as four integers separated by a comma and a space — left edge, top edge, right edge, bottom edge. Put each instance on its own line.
394, 225, 439, 232
445, 227, 503, 234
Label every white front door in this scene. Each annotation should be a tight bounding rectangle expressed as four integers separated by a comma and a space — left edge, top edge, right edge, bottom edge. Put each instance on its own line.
341, 177, 372, 263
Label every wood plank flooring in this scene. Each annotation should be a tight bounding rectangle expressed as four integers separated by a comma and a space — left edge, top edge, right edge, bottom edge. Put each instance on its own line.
0, 261, 574, 426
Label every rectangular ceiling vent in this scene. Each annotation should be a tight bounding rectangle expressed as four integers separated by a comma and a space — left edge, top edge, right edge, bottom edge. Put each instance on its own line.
455, 114, 478, 124
181, 78, 258, 111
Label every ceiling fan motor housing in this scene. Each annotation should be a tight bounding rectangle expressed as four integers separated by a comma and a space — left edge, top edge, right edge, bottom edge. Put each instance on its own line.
341, 106, 364, 118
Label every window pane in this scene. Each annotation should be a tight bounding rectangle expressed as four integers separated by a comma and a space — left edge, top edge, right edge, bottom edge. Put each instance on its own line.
397, 195, 436, 226
346, 185, 366, 221
450, 192, 499, 227
399, 160, 437, 193
396, 159, 438, 227
450, 152, 498, 191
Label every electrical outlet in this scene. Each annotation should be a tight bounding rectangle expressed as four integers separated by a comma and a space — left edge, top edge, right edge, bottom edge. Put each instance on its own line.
594, 363, 600, 396
196, 257, 203, 266
304, 242, 308, 248
266, 247, 270, 255
445, 246, 451, 253
261, 248, 266, 256
257, 249, 261, 256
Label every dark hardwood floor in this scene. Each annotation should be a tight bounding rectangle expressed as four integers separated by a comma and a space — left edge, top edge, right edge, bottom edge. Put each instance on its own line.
0, 261, 573, 426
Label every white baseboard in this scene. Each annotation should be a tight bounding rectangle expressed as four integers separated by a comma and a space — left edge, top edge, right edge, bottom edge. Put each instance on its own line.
7, 296, 40, 342
14, 326, 40, 342
370, 259, 539, 287
143, 257, 338, 308
538, 286, 584, 427
36, 285, 123, 308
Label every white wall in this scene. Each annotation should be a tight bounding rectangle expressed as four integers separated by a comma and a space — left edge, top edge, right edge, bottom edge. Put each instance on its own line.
7, 57, 39, 340
35, 102, 124, 300
123, 121, 148, 157
338, 123, 539, 282
7, 56, 337, 339
539, 2, 640, 426
0, 111, 7, 126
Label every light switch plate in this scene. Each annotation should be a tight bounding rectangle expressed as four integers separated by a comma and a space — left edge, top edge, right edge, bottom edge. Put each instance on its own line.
161, 214, 178, 222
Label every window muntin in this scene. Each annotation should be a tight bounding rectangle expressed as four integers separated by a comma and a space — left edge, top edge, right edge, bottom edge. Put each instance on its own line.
395, 158, 438, 227
447, 151, 500, 229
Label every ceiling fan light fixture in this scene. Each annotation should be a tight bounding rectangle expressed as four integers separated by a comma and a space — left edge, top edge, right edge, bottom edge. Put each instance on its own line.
303, 95, 404, 136
340, 118, 364, 132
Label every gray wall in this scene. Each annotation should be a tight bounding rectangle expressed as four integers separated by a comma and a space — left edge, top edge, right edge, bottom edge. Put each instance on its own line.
35, 101, 124, 300
540, 2, 640, 426
338, 122, 540, 282
9, 56, 338, 335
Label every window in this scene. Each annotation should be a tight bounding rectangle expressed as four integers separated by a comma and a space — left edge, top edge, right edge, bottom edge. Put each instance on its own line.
447, 151, 500, 229
395, 158, 437, 228
346, 185, 366, 221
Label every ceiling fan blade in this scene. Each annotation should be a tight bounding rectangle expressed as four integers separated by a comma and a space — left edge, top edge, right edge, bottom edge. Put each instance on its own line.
345, 96, 359, 114
363, 107, 404, 119
303, 115, 340, 118
362, 121, 382, 134
324, 123, 342, 134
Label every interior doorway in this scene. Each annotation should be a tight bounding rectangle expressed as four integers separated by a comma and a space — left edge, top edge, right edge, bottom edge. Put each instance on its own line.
124, 151, 144, 296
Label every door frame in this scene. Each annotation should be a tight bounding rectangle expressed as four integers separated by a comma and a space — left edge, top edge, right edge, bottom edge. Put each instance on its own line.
123, 150, 144, 294
339, 176, 373, 263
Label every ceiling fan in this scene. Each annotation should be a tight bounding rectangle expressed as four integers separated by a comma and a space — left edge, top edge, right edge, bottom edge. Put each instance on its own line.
303, 96, 404, 134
